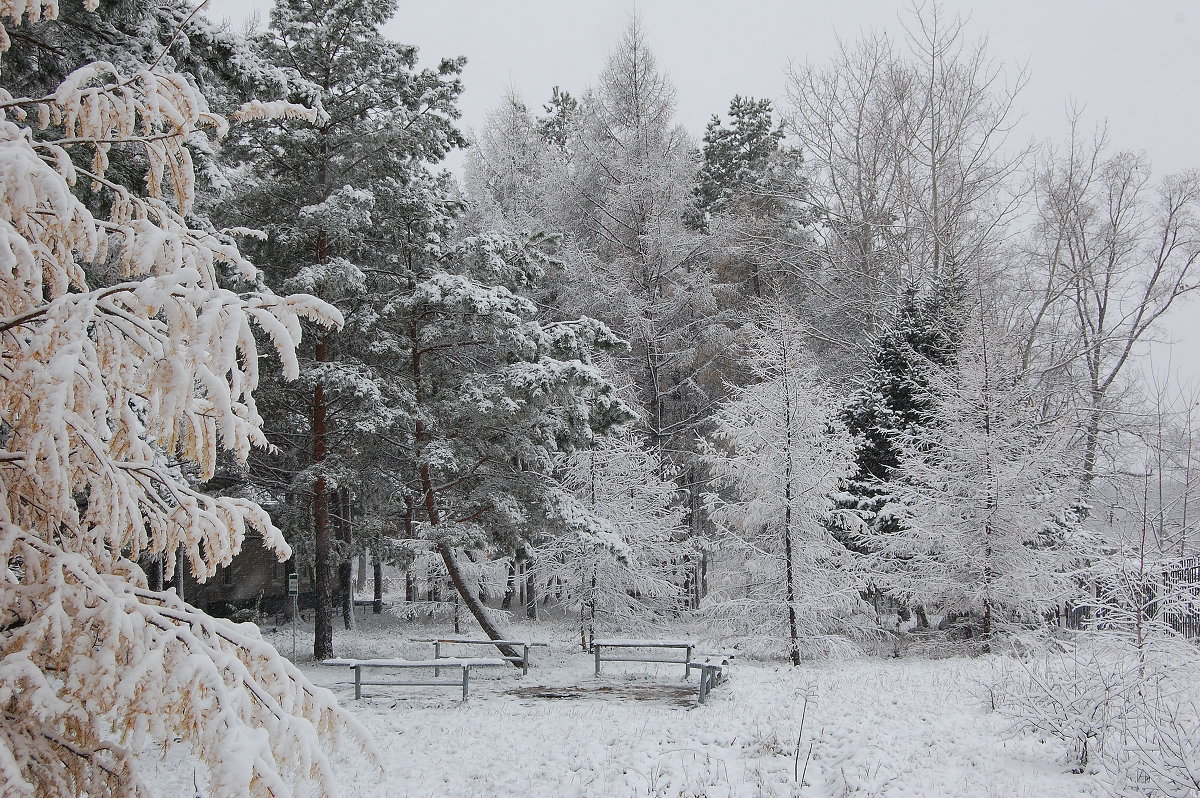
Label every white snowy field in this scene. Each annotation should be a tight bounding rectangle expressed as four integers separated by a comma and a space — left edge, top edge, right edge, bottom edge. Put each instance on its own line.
146, 615, 1102, 798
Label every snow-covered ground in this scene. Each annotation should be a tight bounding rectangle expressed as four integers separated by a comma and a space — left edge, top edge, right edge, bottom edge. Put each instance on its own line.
146, 613, 1102, 797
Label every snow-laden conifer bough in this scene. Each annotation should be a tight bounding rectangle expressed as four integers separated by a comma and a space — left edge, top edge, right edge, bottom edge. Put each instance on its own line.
0, 1, 378, 796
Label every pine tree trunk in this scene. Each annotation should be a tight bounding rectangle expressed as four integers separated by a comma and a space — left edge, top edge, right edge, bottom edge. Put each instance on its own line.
312, 332, 333, 661
422, 461, 521, 664
373, 556, 383, 614
149, 556, 163, 591
501, 558, 516, 610
338, 487, 353, 631
437, 542, 521, 663
357, 551, 368, 594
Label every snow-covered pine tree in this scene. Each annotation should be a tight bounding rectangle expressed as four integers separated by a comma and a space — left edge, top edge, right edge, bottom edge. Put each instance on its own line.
703, 306, 868, 664
686, 95, 784, 232
861, 308, 1082, 648
219, 0, 465, 659
0, 5, 370, 796
536, 435, 689, 651
391, 231, 636, 657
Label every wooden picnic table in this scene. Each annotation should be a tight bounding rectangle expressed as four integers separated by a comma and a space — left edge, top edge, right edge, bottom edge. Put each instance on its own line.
324, 657, 506, 700
591, 639, 697, 678
412, 637, 549, 676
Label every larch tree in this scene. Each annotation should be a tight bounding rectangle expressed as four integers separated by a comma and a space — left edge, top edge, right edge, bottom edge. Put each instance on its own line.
861, 307, 1082, 648
536, 435, 688, 651
466, 22, 730, 601
0, 3, 372, 796
703, 306, 866, 664
219, 0, 465, 659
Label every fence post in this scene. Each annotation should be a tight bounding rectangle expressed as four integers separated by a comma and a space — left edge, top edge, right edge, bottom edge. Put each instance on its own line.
594, 644, 601, 676
462, 665, 470, 701
354, 666, 362, 700
434, 641, 441, 677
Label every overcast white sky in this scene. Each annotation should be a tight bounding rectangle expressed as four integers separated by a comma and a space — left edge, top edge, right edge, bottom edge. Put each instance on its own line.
203, 0, 1200, 389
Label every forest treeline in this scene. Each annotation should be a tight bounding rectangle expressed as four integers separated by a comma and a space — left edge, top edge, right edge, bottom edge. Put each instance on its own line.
210, 1, 1199, 660
2, 2, 1198, 794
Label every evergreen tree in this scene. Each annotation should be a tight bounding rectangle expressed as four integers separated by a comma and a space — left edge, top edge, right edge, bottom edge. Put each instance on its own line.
686, 95, 783, 232
536, 85, 579, 152
836, 265, 969, 553
388, 232, 636, 654
859, 313, 1081, 648
220, 0, 465, 659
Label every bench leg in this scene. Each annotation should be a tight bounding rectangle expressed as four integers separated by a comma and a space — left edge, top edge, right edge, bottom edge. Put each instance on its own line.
354, 667, 362, 700
462, 666, 470, 701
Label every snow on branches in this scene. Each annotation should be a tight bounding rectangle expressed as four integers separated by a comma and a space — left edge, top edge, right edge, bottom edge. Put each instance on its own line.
0, 11, 367, 798
703, 307, 871, 661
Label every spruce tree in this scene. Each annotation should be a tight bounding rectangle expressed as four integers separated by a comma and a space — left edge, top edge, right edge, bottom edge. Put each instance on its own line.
836, 265, 969, 554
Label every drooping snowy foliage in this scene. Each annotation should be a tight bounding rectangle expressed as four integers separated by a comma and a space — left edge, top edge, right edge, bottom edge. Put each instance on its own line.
0, 6, 371, 796
702, 307, 870, 661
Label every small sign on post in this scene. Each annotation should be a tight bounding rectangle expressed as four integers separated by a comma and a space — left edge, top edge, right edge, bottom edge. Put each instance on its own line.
288, 573, 299, 658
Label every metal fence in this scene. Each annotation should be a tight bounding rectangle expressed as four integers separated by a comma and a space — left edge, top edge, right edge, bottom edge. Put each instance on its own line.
1061, 556, 1200, 640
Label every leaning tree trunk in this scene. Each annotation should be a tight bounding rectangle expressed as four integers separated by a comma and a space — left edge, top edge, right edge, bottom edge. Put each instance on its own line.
437, 542, 521, 663
421, 460, 521, 665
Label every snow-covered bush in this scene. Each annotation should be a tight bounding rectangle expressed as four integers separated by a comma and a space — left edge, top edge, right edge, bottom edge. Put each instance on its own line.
998, 634, 1200, 788
0, 6, 372, 797
1000, 641, 1147, 772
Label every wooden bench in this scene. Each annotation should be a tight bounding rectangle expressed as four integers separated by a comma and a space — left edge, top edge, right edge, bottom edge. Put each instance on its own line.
412, 637, 549, 676
324, 657, 506, 700
591, 639, 696, 678
687, 654, 734, 704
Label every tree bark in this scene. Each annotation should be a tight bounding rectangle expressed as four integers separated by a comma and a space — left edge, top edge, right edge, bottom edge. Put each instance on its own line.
501, 558, 517, 610
525, 558, 538, 620
311, 335, 333, 661
422, 462, 521, 664
372, 555, 383, 614
337, 486, 353, 630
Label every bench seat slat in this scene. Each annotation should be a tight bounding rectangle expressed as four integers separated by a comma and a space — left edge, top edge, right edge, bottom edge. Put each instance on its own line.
591, 640, 694, 647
